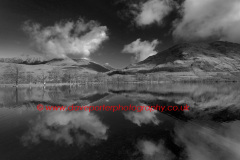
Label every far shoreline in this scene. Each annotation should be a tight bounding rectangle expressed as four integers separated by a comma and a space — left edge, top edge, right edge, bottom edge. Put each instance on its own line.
0, 80, 239, 88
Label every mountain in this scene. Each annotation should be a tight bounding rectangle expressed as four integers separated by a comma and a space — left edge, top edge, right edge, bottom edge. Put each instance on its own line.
0, 55, 46, 65
71, 58, 110, 72
102, 63, 115, 70
109, 41, 240, 82
0, 55, 113, 84
0, 56, 110, 73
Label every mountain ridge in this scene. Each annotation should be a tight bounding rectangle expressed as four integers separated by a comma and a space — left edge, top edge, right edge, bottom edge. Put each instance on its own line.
109, 41, 240, 82
0, 56, 113, 73
1, 41, 240, 84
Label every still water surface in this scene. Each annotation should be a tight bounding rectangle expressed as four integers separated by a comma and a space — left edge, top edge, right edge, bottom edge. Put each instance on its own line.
0, 83, 240, 160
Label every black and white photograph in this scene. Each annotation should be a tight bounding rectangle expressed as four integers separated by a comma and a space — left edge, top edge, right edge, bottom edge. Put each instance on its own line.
1, 0, 240, 159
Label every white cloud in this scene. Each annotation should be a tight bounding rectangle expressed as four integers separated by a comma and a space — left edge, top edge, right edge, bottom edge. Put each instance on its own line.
133, 0, 174, 26
23, 18, 108, 58
173, 0, 240, 43
122, 39, 160, 62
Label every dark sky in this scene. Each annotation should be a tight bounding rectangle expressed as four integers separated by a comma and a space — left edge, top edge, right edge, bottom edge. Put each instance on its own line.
1, 0, 239, 68
0, 0, 177, 68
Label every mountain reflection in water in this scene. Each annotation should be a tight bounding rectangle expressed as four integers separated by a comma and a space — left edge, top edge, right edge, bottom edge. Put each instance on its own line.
0, 83, 240, 160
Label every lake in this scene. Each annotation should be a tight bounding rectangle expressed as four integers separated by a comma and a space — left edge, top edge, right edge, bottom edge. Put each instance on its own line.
0, 83, 240, 160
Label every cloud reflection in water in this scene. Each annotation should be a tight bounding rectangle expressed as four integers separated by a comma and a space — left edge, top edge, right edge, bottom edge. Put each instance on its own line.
174, 121, 240, 160
21, 110, 108, 147
123, 103, 160, 126
137, 140, 175, 160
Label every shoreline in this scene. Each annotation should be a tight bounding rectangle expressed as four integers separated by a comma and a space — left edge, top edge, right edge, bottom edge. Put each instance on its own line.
0, 80, 239, 88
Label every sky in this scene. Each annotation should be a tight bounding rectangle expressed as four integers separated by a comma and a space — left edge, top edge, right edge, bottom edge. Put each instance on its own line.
1, 0, 240, 68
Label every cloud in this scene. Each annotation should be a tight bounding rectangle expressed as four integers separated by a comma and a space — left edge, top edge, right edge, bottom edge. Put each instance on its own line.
173, 0, 240, 43
122, 39, 160, 62
23, 18, 108, 58
133, 0, 174, 26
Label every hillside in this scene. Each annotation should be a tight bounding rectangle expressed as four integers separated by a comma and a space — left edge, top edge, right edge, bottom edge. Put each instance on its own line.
0, 56, 111, 73
0, 56, 113, 85
109, 41, 240, 82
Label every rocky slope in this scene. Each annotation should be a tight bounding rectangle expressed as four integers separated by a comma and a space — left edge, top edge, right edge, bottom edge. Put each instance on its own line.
110, 41, 240, 82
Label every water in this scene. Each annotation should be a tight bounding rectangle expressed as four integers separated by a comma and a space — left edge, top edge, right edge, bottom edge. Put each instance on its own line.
0, 83, 240, 160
